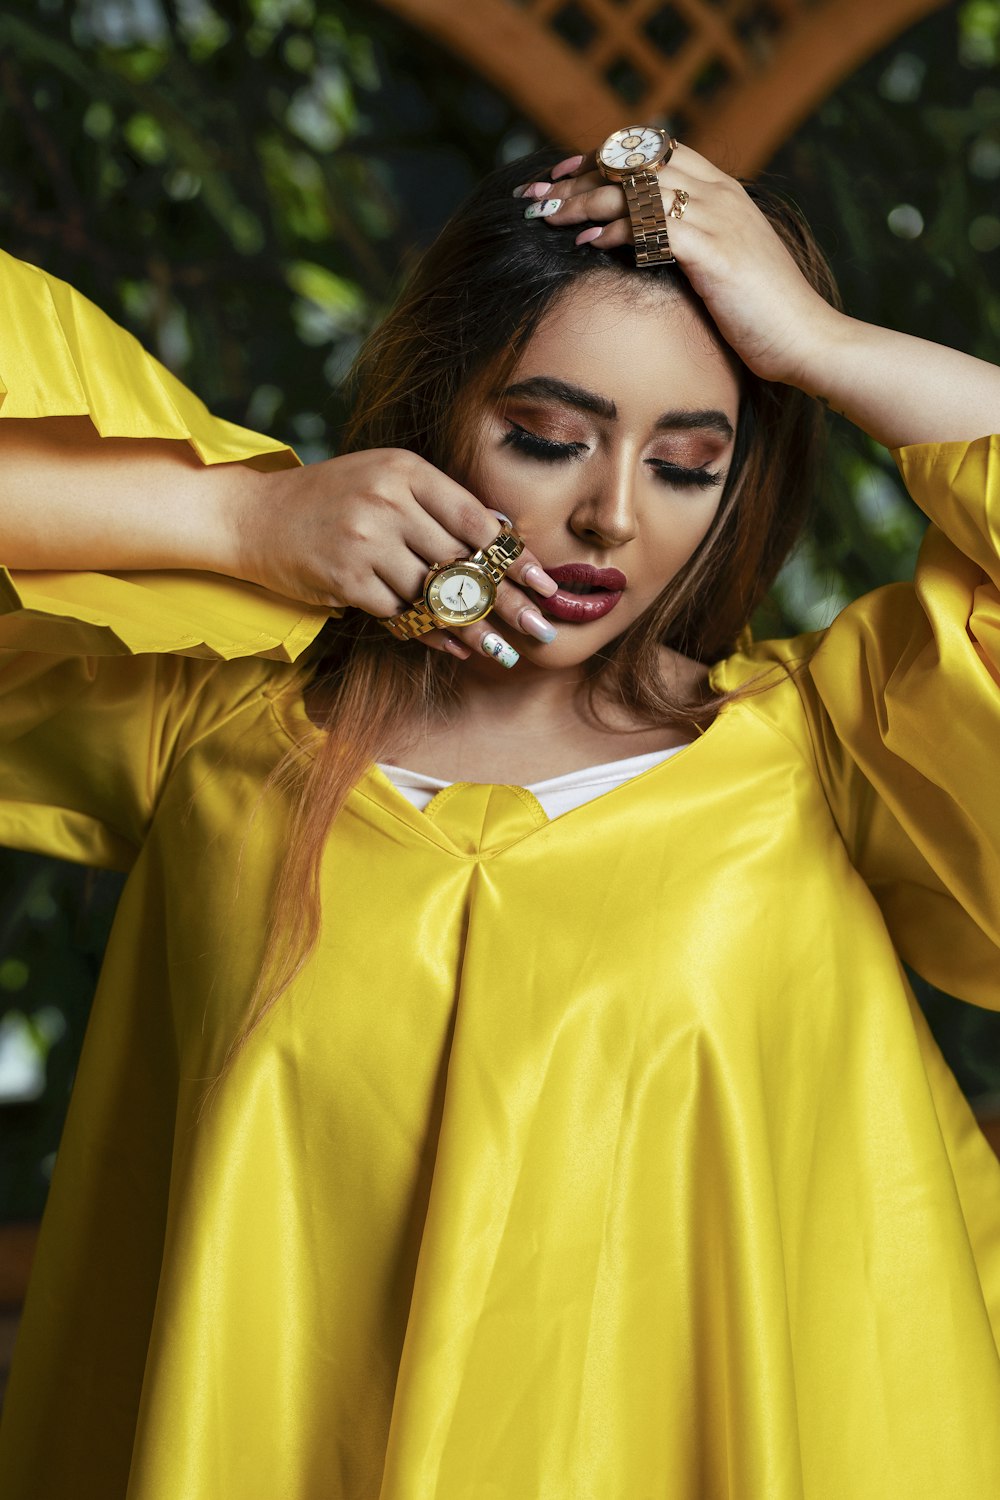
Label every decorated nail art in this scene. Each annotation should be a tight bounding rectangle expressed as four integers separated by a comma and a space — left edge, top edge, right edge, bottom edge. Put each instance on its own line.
524, 198, 561, 220
481, 633, 520, 668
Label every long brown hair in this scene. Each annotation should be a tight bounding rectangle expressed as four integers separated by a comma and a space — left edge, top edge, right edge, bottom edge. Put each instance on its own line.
203, 151, 841, 1108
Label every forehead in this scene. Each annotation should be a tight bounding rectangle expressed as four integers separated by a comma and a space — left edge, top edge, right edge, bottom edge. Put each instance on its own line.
510, 276, 740, 419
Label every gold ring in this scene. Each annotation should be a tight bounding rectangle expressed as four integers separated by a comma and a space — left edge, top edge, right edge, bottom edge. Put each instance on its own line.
668, 188, 690, 220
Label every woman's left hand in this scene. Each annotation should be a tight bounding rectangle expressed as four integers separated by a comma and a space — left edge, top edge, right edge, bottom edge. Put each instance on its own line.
518, 144, 842, 392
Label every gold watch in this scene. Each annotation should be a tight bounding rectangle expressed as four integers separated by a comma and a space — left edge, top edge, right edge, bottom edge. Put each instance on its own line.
597, 126, 677, 266
378, 524, 525, 641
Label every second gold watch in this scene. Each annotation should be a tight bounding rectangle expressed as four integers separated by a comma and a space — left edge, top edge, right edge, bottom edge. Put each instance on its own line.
597, 126, 677, 266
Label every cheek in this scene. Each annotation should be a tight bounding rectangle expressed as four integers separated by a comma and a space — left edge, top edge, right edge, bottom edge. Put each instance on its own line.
646, 496, 723, 578
470, 449, 578, 520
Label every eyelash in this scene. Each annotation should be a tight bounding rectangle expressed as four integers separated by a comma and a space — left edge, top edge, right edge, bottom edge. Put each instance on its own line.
501, 423, 587, 464
500, 422, 723, 490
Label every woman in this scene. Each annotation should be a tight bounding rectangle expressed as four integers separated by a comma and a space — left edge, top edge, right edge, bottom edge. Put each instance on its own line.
0, 137, 999, 1498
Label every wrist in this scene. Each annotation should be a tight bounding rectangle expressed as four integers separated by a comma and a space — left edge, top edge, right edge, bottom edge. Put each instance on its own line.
779, 304, 854, 398
207, 461, 270, 587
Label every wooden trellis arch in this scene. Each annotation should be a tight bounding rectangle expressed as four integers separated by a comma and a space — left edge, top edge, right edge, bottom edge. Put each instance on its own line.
376, 0, 950, 175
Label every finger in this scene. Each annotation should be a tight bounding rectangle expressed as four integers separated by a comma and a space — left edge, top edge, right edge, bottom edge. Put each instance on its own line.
539, 167, 605, 202
513, 178, 553, 201
667, 141, 728, 183
420, 626, 473, 659
400, 512, 559, 617
368, 548, 435, 617
526, 183, 625, 227
402, 509, 471, 573
421, 619, 522, 669
410, 468, 559, 595
573, 218, 632, 250
549, 152, 584, 181
461, 622, 522, 670
474, 574, 559, 645
513, 163, 603, 200
550, 147, 600, 179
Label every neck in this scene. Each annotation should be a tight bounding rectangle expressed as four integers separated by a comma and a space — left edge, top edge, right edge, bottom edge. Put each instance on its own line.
452, 648, 634, 741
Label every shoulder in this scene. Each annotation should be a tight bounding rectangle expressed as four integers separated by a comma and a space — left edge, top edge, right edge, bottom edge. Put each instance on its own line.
155, 653, 301, 770
703, 630, 828, 759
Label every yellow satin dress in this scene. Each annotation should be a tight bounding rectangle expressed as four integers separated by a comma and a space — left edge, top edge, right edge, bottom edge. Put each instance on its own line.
1, 249, 999, 1499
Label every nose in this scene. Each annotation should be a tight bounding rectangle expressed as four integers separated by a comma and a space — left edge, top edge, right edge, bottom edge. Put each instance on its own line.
569, 455, 638, 548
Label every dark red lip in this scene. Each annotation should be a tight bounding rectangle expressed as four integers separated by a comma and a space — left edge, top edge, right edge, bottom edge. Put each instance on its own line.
543, 589, 623, 623
540, 563, 627, 624
545, 563, 627, 590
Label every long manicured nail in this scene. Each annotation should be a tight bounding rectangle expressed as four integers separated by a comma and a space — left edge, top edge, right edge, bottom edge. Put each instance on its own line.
481, 632, 519, 668
551, 154, 584, 180
519, 180, 551, 199
575, 225, 603, 245
525, 198, 561, 220
442, 632, 471, 659
512, 183, 530, 199
522, 563, 559, 596
517, 607, 558, 643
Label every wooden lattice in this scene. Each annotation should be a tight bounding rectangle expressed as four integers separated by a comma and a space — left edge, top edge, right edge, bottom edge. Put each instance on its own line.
378, 0, 949, 174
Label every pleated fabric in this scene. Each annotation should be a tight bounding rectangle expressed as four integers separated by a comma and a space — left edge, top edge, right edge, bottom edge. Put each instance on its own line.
0, 247, 330, 662
1, 253, 999, 1499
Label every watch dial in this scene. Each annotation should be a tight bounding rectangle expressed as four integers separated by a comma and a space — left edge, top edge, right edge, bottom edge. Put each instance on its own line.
428, 566, 490, 622
600, 126, 665, 172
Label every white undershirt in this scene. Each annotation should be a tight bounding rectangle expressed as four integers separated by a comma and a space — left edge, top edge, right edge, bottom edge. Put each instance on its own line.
377, 743, 689, 820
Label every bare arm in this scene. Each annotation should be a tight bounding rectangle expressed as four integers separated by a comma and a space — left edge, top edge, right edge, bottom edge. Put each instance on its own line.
791, 316, 1000, 452
0, 415, 559, 662
1, 417, 242, 574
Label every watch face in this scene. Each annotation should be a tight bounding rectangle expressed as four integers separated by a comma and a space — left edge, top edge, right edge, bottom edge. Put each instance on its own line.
426, 564, 493, 625
599, 126, 667, 173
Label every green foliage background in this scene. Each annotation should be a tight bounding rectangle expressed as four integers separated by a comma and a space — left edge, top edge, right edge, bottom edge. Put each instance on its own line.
1, 0, 1000, 1220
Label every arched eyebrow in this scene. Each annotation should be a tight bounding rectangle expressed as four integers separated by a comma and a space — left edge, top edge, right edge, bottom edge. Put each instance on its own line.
654, 408, 734, 441
499, 376, 616, 420
498, 376, 734, 441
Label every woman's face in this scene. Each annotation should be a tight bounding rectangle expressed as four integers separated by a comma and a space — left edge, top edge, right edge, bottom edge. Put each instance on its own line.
465, 274, 742, 671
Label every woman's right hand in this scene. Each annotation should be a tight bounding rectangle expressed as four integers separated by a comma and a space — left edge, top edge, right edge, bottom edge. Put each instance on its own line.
230, 447, 560, 662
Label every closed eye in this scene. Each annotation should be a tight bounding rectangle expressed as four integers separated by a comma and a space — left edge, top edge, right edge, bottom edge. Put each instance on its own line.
648, 459, 723, 490
500, 422, 588, 462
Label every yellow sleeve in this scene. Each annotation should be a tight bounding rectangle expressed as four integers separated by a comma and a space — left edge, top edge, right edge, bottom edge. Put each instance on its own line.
0, 649, 273, 871
736, 433, 1000, 1010
0, 249, 330, 867
0, 246, 330, 661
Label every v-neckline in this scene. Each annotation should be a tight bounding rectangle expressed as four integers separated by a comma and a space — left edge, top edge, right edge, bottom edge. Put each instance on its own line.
269, 658, 736, 859
357, 700, 738, 858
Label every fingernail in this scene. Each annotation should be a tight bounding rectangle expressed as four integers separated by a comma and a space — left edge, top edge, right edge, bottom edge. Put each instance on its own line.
525, 198, 561, 220
523, 563, 559, 596
481, 632, 519, 668
442, 632, 471, 659
512, 183, 530, 199
522, 180, 552, 199
575, 225, 603, 246
517, 607, 558, 643
551, 154, 584, 180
